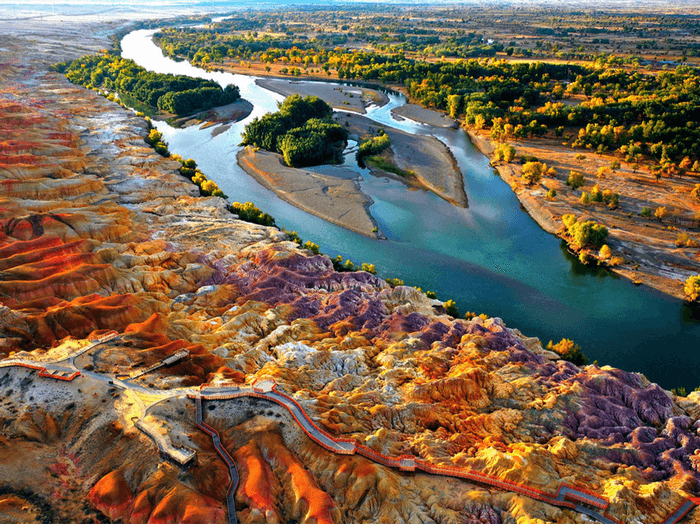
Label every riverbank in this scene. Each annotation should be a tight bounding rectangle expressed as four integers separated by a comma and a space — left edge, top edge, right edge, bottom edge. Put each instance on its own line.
237, 146, 382, 239
467, 130, 700, 301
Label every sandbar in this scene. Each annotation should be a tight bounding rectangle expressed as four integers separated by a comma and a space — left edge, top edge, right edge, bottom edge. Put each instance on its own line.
391, 104, 458, 129
336, 112, 468, 208
237, 146, 382, 239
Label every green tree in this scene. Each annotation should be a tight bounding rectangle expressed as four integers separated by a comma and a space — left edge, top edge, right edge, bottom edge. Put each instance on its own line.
446, 94, 461, 119
521, 161, 545, 185
562, 214, 608, 248
494, 143, 516, 162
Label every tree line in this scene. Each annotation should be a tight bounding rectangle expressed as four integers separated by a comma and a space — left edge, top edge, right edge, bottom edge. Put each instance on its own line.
54, 54, 240, 117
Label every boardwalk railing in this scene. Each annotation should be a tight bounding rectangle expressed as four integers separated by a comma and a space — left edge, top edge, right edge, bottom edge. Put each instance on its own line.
195, 397, 239, 524
189, 382, 700, 524
0, 361, 81, 381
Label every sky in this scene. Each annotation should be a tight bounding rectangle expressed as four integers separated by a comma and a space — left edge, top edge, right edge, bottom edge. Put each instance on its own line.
1, 1, 697, 25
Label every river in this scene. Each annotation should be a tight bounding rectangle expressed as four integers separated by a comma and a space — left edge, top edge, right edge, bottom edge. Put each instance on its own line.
121, 28, 699, 391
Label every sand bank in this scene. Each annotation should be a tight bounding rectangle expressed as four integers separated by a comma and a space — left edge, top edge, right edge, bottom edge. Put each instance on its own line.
337, 112, 468, 208
237, 147, 382, 239
391, 104, 458, 129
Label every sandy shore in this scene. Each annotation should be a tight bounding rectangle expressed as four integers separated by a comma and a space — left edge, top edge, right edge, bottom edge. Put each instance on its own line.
237, 146, 382, 239
391, 104, 458, 129
337, 112, 468, 208
256, 78, 388, 114
467, 130, 700, 301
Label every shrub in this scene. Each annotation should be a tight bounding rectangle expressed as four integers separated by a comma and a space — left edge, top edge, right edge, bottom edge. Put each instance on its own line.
546, 338, 588, 366
609, 256, 625, 266
443, 299, 459, 317
691, 184, 700, 202
672, 387, 688, 397
303, 241, 320, 255
546, 188, 557, 200
685, 275, 700, 302
146, 128, 163, 146
361, 262, 377, 275
580, 191, 590, 205
494, 143, 516, 162
676, 233, 690, 247
603, 190, 619, 209
357, 132, 391, 164
154, 142, 170, 157
641, 207, 652, 218
599, 244, 612, 259
655, 206, 668, 221
567, 171, 585, 189
231, 202, 276, 226
386, 277, 404, 287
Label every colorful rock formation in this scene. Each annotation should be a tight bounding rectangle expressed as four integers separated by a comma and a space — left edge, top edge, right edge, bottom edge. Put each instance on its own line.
0, 19, 699, 524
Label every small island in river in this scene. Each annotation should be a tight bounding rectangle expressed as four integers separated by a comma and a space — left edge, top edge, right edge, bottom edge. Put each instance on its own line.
243, 78, 467, 230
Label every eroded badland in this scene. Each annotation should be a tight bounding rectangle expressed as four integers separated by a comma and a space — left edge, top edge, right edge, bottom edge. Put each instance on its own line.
1, 16, 700, 524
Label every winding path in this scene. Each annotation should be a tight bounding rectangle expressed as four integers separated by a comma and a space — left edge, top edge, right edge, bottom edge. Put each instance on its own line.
190, 380, 700, 524
1, 339, 698, 524
195, 397, 238, 524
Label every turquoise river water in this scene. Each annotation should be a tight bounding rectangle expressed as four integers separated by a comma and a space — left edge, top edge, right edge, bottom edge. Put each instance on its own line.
121, 29, 700, 391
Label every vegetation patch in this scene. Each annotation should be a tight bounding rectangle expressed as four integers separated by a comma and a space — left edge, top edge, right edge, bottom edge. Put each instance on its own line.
356, 131, 390, 166
365, 156, 414, 178
54, 53, 240, 117
240, 95, 347, 167
562, 214, 609, 249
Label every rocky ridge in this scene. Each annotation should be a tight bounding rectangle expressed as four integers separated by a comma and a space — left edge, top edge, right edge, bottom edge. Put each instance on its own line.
0, 19, 699, 524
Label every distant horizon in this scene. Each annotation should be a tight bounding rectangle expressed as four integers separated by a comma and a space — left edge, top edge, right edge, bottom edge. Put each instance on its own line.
3, 0, 700, 19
